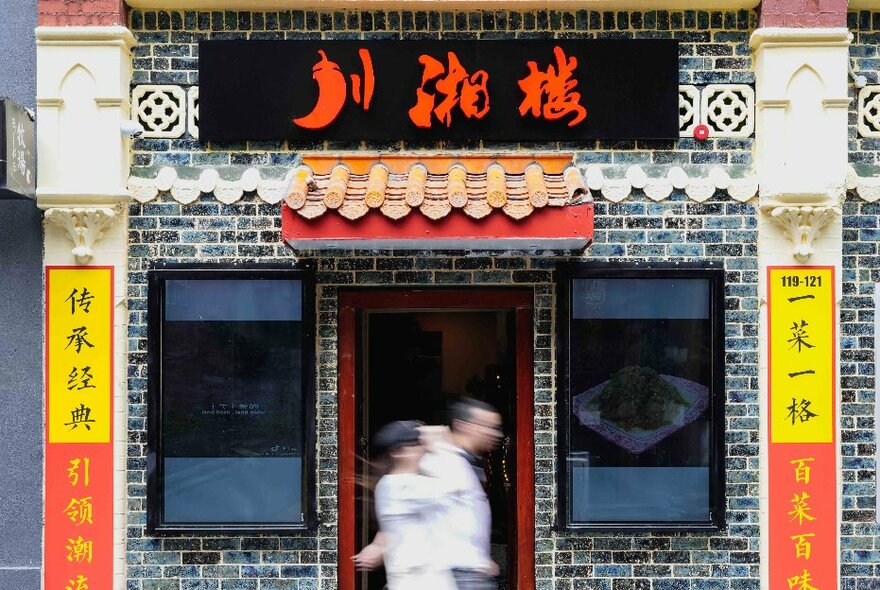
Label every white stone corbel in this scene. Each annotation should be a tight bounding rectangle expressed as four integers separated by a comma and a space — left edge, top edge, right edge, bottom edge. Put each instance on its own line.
127, 176, 159, 203
763, 204, 840, 263
44, 206, 120, 264
857, 176, 880, 202
170, 178, 200, 204
600, 178, 630, 202
644, 176, 673, 202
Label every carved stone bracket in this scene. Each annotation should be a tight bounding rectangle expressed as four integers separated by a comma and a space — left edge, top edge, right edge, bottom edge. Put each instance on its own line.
763, 205, 840, 263
44, 207, 120, 264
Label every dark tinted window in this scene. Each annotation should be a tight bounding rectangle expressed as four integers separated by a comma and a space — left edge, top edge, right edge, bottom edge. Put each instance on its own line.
148, 270, 314, 532
559, 267, 725, 530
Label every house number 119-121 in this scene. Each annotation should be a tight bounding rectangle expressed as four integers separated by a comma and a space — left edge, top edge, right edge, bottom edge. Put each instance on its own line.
781, 275, 823, 288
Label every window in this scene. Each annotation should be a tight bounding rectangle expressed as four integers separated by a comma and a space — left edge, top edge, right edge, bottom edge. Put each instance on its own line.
147, 267, 315, 533
557, 264, 725, 530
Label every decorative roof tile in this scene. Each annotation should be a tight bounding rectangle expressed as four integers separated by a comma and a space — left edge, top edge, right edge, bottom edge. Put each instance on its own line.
282, 155, 584, 221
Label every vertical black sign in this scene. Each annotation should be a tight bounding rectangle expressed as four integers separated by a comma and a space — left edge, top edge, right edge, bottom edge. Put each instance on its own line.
0, 98, 35, 200
199, 40, 679, 143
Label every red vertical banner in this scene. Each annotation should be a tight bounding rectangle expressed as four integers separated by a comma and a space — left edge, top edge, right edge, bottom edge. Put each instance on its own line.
767, 267, 838, 590
45, 267, 114, 590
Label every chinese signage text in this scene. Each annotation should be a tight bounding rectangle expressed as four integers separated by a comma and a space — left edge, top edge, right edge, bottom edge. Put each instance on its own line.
767, 266, 838, 590
0, 98, 35, 200
45, 267, 114, 590
200, 40, 678, 142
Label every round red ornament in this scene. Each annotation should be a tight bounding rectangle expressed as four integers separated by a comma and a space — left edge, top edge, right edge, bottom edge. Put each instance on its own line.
693, 124, 710, 141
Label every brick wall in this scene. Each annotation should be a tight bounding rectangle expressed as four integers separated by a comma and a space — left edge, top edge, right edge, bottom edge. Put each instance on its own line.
38, 0, 125, 26
841, 195, 880, 588
757, 0, 847, 28
849, 11, 880, 165
843, 12, 880, 588
125, 192, 760, 590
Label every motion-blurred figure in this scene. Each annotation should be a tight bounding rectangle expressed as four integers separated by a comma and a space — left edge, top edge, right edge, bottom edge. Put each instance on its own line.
422, 398, 503, 590
353, 398, 503, 590
353, 420, 456, 590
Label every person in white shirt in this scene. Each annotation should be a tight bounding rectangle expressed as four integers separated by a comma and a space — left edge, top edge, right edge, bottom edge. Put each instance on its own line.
354, 399, 504, 590
354, 420, 456, 590
421, 398, 503, 590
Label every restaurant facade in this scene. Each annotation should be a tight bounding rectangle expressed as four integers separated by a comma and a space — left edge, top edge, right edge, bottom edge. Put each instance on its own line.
31, 0, 879, 588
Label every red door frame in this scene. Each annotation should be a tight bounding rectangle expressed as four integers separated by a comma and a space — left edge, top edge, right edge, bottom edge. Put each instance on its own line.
337, 288, 535, 590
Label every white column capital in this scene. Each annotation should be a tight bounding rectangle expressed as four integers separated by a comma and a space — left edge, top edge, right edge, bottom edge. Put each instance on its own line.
760, 204, 842, 263
43, 205, 122, 264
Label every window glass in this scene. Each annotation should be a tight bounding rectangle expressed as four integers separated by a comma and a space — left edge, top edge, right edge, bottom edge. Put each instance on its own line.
150, 272, 312, 531
562, 271, 723, 529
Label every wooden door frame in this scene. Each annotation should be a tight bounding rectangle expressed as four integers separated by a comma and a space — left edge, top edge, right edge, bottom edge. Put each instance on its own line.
337, 288, 535, 590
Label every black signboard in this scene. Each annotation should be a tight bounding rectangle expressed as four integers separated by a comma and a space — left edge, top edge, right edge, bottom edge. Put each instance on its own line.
199, 40, 678, 143
0, 98, 36, 200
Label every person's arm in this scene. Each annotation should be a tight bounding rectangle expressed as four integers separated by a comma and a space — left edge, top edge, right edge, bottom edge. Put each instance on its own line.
351, 531, 385, 571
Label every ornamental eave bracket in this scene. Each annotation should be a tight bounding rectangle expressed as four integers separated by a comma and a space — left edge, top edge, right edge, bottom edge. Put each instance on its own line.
762, 204, 841, 263
44, 206, 121, 264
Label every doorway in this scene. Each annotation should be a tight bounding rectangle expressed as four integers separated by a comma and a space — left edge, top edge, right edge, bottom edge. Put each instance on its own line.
337, 289, 535, 590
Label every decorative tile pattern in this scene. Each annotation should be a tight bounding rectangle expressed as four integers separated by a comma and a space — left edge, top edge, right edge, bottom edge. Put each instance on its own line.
144, 83, 754, 143
849, 11, 880, 165
679, 85, 700, 136
128, 164, 758, 207
701, 84, 754, 139
187, 86, 199, 139
848, 163, 880, 203
131, 85, 187, 139
858, 85, 880, 139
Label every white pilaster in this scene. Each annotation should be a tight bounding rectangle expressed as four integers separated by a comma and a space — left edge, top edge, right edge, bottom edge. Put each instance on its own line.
37, 25, 135, 590
751, 28, 851, 206
751, 26, 847, 590
36, 26, 135, 207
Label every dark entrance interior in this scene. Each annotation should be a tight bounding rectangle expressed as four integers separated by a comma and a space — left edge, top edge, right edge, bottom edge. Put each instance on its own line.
356, 310, 517, 590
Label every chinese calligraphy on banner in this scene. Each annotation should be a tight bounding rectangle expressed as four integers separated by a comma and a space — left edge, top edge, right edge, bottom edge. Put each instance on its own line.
45, 267, 114, 590
768, 267, 837, 590
199, 40, 679, 142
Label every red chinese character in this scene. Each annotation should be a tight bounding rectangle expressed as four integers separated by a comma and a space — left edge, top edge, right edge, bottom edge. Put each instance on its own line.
408, 52, 490, 128
518, 46, 587, 127
293, 48, 374, 130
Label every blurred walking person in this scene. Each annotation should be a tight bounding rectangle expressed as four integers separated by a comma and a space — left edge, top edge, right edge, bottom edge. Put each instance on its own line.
421, 398, 503, 590
352, 420, 456, 590
353, 398, 503, 590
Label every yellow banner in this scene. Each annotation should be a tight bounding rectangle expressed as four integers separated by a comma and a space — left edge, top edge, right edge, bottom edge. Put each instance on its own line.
47, 267, 113, 443
768, 267, 834, 444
